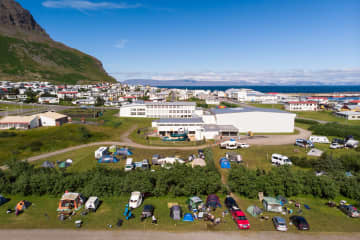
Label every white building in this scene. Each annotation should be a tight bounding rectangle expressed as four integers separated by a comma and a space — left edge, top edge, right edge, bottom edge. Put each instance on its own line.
37, 111, 69, 126
205, 98, 220, 105
151, 106, 296, 140
207, 107, 296, 133
38, 97, 59, 104
119, 102, 196, 118
0, 115, 39, 130
285, 101, 318, 111
335, 111, 360, 120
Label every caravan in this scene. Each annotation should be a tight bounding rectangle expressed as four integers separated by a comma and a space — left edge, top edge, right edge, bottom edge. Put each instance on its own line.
271, 154, 292, 166
95, 147, 108, 159
125, 158, 134, 171
309, 136, 330, 144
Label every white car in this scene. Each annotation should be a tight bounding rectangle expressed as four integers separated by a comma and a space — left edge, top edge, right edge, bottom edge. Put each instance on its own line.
330, 143, 344, 149
129, 191, 143, 209
238, 143, 250, 148
85, 196, 100, 212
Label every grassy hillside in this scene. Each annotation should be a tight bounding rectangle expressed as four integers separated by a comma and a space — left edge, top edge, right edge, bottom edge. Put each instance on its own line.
0, 34, 116, 84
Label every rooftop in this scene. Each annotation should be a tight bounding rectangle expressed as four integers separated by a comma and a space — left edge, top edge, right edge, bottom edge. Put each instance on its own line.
36, 111, 68, 120
0, 115, 37, 123
154, 118, 204, 123
145, 101, 196, 106
210, 107, 291, 115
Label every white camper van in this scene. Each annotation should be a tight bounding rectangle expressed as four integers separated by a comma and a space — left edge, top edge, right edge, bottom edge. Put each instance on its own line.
125, 158, 134, 171
271, 154, 292, 166
309, 136, 330, 144
85, 196, 100, 212
95, 147, 108, 159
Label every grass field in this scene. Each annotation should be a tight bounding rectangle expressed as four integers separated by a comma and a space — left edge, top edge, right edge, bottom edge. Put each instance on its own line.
0, 193, 358, 231
248, 103, 285, 110
0, 103, 35, 111
33, 146, 197, 172
295, 111, 360, 126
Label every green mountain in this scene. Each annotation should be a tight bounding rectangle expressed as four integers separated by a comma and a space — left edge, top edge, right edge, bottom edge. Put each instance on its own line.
0, 0, 116, 84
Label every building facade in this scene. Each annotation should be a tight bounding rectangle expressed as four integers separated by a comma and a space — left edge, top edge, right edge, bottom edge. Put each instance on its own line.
119, 102, 196, 118
285, 101, 318, 111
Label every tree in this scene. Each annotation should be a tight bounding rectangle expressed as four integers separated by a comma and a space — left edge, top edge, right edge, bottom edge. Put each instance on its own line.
95, 96, 105, 106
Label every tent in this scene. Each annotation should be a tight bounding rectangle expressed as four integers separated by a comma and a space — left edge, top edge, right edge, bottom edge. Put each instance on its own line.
220, 158, 231, 169
0, 195, 9, 206
307, 148, 323, 157
246, 205, 263, 217
276, 195, 288, 205
98, 155, 119, 163
170, 205, 182, 220
187, 196, 203, 211
109, 145, 117, 153
182, 213, 194, 222
41, 161, 55, 168
58, 161, 67, 168
191, 158, 206, 168
206, 194, 222, 209
116, 148, 133, 156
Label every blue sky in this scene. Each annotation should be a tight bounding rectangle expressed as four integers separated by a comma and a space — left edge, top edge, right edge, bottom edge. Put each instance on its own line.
17, 0, 360, 83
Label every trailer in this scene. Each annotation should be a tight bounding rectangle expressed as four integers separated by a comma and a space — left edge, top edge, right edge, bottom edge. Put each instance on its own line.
309, 136, 330, 144
95, 147, 108, 159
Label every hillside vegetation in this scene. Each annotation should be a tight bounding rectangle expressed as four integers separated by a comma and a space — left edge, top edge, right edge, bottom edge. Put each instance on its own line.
0, 34, 115, 84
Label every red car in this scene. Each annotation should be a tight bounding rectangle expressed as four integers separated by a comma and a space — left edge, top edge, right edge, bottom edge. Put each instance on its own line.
231, 207, 250, 229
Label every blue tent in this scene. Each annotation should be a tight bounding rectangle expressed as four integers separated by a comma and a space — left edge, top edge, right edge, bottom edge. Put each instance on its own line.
220, 158, 231, 169
182, 213, 194, 222
98, 155, 119, 163
116, 148, 133, 156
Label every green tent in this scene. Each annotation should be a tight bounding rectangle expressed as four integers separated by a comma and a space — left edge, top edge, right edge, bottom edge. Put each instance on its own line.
246, 205, 263, 217
58, 161, 67, 168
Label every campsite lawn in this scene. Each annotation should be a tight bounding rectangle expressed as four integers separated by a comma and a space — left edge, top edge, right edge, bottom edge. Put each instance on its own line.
295, 111, 360, 126
32, 146, 197, 172
234, 194, 360, 232
0, 195, 235, 231
0, 194, 359, 232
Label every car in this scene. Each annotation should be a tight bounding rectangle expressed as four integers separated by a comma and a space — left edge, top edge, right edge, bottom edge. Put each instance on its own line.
330, 142, 344, 149
85, 196, 100, 212
271, 153, 292, 166
272, 216, 288, 231
295, 139, 314, 148
289, 216, 309, 230
224, 196, 238, 209
231, 207, 250, 229
338, 204, 360, 218
332, 138, 345, 144
238, 143, 250, 148
129, 191, 143, 209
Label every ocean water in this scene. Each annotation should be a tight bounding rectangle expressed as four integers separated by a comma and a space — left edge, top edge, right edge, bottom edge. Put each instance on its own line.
158, 85, 360, 93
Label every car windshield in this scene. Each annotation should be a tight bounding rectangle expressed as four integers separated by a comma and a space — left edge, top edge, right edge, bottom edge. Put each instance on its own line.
237, 216, 247, 220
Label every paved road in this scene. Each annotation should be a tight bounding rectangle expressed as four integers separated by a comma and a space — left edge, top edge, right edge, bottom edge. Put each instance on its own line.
1, 230, 359, 240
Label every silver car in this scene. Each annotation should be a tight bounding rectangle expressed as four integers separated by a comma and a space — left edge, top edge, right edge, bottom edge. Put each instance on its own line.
272, 216, 288, 231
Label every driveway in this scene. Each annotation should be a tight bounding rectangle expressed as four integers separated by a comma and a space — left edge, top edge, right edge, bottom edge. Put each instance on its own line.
1, 230, 359, 240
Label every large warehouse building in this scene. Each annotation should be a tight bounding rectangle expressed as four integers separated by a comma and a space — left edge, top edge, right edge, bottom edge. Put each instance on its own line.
151, 106, 296, 140
207, 107, 296, 133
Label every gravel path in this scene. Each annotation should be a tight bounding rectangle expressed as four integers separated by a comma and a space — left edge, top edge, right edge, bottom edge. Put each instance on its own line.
2, 230, 359, 240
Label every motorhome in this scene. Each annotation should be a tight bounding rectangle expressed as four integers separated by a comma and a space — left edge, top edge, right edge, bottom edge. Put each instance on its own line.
125, 158, 134, 171
95, 147, 108, 159
309, 136, 330, 144
271, 154, 292, 166
220, 140, 238, 149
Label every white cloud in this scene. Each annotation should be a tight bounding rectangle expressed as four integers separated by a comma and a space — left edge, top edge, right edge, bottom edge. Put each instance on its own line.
114, 39, 128, 49
109, 69, 360, 85
42, 1, 141, 10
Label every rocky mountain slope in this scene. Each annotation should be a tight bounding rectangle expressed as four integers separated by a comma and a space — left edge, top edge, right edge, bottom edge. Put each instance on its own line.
0, 0, 116, 84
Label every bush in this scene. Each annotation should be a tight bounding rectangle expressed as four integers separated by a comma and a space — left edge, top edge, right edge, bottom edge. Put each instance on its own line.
309, 123, 360, 139
0, 160, 222, 197
295, 118, 319, 125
